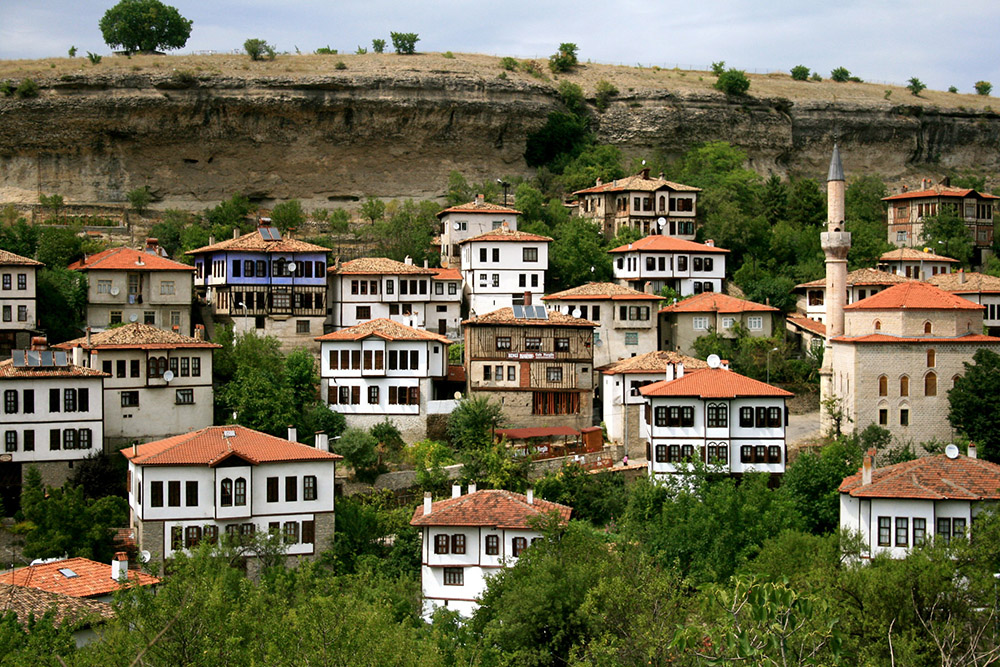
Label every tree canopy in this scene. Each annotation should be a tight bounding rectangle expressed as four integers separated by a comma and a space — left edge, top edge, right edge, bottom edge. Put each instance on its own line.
99, 0, 192, 54
949, 348, 1000, 462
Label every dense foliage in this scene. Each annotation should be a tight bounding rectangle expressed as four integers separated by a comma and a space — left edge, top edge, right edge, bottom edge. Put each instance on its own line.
99, 0, 192, 54
949, 348, 1000, 462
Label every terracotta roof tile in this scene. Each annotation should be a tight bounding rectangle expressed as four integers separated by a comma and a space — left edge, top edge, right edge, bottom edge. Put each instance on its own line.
0, 249, 43, 267
832, 333, 1000, 344
431, 268, 462, 281
0, 354, 108, 380
0, 583, 114, 628
609, 235, 728, 254
68, 247, 193, 272
844, 281, 983, 311
464, 307, 595, 328
332, 257, 436, 275
639, 367, 792, 398
928, 271, 1000, 294
0, 558, 158, 599
543, 282, 661, 301
459, 228, 552, 244
839, 454, 1000, 500
314, 318, 452, 344
796, 268, 913, 290
437, 200, 521, 217
882, 187, 999, 201
120, 425, 342, 467
659, 292, 777, 314
787, 315, 827, 337
410, 489, 571, 529
601, 350, 708, 375
55, 323, 220, 350
186, 231, 329, 255
573, 172, 701, 195
879, 247, 959, 263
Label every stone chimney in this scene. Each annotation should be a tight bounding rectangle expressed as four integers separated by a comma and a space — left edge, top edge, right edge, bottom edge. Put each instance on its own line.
468, 483, 477, 494
523, 291, 532, 307
644, 281, 654, 294
233, 228, 240, 240
194, 324, 205, 340
111, 552, 128, 581
423, 492, 432, 515
861, 448, 875, 485
968, 443, 977, 459
665, 363, 675, 382
526, 488, 534, 504
958, 269, 966, 284
452, 483, 461, 498
287, 426, 297, 443
85, 327, 92, 347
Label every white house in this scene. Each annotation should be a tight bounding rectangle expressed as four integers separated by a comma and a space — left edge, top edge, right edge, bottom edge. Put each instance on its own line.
122, 425, 341, 566
438, 195, 521, 270
459, 224, 552, 316
877, 247, 957, 281
609, 235, 728, 296
316, 319, 452, 441
839, 445, 1000, 558
640, 359, 792, 478
55, 323, 220, 449
410, 486, 572, 618
429, 268, 464, 339
0, 249, 43, 358
0, 555, 159, 604
0, 342, 106, 501
928, 271, 1000, 334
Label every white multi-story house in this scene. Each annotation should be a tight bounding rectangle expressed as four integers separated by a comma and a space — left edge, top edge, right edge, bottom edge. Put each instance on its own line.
877, 247, 957, 281
573, 169, 702, 240
610, 235, 727, 296
410, 486, 572, 618
640, 358, 792, 478
601, 352, 708, 461
55, 323, 220, 448
69, 241, 195, 335
460, 224, 552, 316
928, 271, 1000, 334
542, 282, 661, 369
328, 257, 462, 335
438, 195, 521, 270
316, 319, 452, 441
0, 249, 42, 358
122, 425, 341, 566
0, 341, 106, 503
839, 445, 1000, 558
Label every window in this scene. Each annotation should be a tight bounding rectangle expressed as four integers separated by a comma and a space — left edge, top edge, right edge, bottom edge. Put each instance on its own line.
677, 256, 688, 272
356, 306, 371, 320
148, 356, 168, 378
900, 409, 909, 426
285, 476, 297, 502
936, 518, 952, 544
555, 338, 570, 352
5, 431, 16, 452
747, 316, 763, 330
221, 479, 233, 506
302, 520, 315, 544
507, 365, 516, 381
924, 321, 932, 334
304, 475, 317, 501
3, 390, 16, 414
448, 282, 458, 295
913, 518, 926, 545
483, 365, 491, 381
924, 372, 937, 396
740, 407, 753, 428
525, 337, 541, 350
186, 481, 198, 506
767, 407, 782, 428
171, 526, 183, 551
234, 478, 246, 506
110, 311, 122, 325
485, 534, 499, 555
492, 274, 500, 287
434, 534, 449, 554
878, 517, 891, 546
296, 320, 310, 334
267, 477, 279, 502
532, 391, 580, 415
926, 349, 936, 367
23, 430, 33, 452
283, 522, 299, 544
151, 481, 164, 507
451, 534, 466, 554
131, 359, 140, 377
492, 248, 500, 262
121, 391, 139, 407
879, 408, 888, 426
443, 568, 464, 586
523, 247, 538, 262
175, 388, 194, 405
546, 367, 563, 382
167, 481, 181, 507
693, 317, 709, 331
654, 444, 667, 462
63, 388, 77, 412
368, 385, 379, 404
878, 375, 887, 396
625, 332, 638, 345
707, 443, 728, 464
97, 279, 112, 294
496, 337, 511, 351
899, 375, 909, 397
707, 403, 728, 428
895, 517, 908, 547
512, 537, 528, 557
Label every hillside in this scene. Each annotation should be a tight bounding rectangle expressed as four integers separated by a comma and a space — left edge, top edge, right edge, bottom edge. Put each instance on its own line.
2, 51, 1000, 209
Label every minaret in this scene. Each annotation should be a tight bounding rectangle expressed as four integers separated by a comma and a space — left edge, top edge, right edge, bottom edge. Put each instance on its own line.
819, 144, 851, 434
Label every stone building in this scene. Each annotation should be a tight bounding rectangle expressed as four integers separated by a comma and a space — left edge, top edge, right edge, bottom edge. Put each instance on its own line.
573, 169, 701, 240
658, 292, 779, 355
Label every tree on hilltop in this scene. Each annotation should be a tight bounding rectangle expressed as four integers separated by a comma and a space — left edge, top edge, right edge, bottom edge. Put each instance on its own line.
99, 0, 192, 54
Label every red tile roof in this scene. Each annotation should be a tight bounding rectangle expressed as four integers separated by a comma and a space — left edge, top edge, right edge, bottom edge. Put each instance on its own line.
463, 307, 595, 328
186, 231, 329, 255
0, 558, 159, 599
0, 355, 108, 380
600, 350, 708, 375
879, 247, 959, 263
55, 323, 220, 351
843, 281, 984, 311
460, 228, 552, 244
573, 172, 701, 195
68, 247, 193, 272
496, 426, 580, 440
121, 425, 342, 467
796, 268, 913, 290
639, 367, 792, 398
543, 282, 661, 302
331, 257, 436, 275
410, 489, 571, 529
882, 187, 999, 201
787, 315, 827, 337
314, 318, 452, 344
437, 200, 521, 217
0, 249, 43, 267
839, 454, 1000, 500
0, 583, 114, 628
832, 333, 1000, 344
659, 292, 777, 314
928, 271, 1000, 294
432, 268, 462, 281
608, 235, 728, 254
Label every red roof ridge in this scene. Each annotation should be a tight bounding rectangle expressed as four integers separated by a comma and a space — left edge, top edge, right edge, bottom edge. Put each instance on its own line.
659, 292, 777, 314
840, 454, 1000, 500
844, 281, 984, 311
639, 367, 792, 398
608, 235, 728, 254
314, 318, 452, 344
410, 489, 572, 529
121, 425, 342, 466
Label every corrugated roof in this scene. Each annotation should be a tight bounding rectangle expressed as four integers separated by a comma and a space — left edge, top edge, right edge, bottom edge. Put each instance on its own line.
844, 281, 983, 311
120, 425, 342, 467
464, 307, 595, 328
639, 367, 793, 398
186, 231, 329, 255
839, 454, 1000, 500
883, 187, 999, 201
601, 350, 708, 375
314, 318, 452, 344
542, 282, 660, 301
437, 200, 521, 217
68, 247, 193, 272
796, 268, 913, 290
573, 172, 701, 195
659, 292, 777, 314
331, 257, 436, 275
928, 271, 1000, 294
0, 558, 159, 599
879, 247, 959, 263
410, 489, 571, 529
459, 227, 553, 244
0, 249, 43, 267
55, 323, 220, 350
608, 235, 728, 254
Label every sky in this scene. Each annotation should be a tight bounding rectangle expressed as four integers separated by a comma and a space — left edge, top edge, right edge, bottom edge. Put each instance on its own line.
2, 0, 999, 93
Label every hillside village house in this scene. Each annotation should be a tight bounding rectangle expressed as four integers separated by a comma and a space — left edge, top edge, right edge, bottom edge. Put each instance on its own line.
315, 319, 452, 441
883, 181, 997, 254
438, 196, 521, 270
186, 227, 328, 348
459, 225, 552, 316
55, 323, 220, 448
0, 342, 106, 507
640, 360, 792, 479
839, 445, 1000, 558
928, 271, 1000, 334
610, 235, 728, 296
0, 581, 116, 647
410, 486, 571, 618
658, 292, 780, 355
601, 351, 708, 461
877, 247, 957, 281
793, 268, 912, 324
542, 282, 661, 369
122, 425, 340, 566
0, 249, 42, 358
830, 281, 1000, 441
573, 169, 701, 240
463, 305, 595, 431
0, 555, 159, 604
69, 241, 194, 335
430, 268, 464, 339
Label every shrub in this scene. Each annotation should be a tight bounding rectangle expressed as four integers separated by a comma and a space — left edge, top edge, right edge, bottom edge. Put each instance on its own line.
355, 46, 367, 55
594, 79, 618, 111
244, 38, 276, 61
0, 81, 12, 96
170, 69, 196, 86
906, 77, 926, 96
710, 61, 726, 76
14, 78, 38, 98
315, 46, 337, 55
390, 32, 419, 55
68, 46, 77, 58
830, 66, 851, 82
335, 61, 347, 70
790, 65, 810, 81
443, 51, 454, 59
86, 52, 102, 64
519, 59, 546, 79
949, 85, 959, 93
558, 80, 585, 115
127, 187, 152, 215
371, 38, 386, 53
976, 80, 993, 96
500, 56, 518, 71
548, 42, 578, 73
714, 68, 750, 95
810, 72, 822, 82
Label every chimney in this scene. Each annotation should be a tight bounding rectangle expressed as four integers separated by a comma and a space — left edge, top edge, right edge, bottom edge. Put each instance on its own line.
523, 291, 532, 307
452, 483, 461, 499
30, 336, 47, 351
404, 255, 413, 265
526, 488, 534, 504
208, 235, 216, 246
644, 281, 653, 294
705, 239, 715, 247
676, 363, 684, 379
468, 483, 477, 494
423, 492, 432, 515
287, 426, 297, 443
476, 194, 485, 206
958, 269, 966, 284
233, 228, 240, 240
968, 443, 977, 459
595, 177, 602, 186
86, 326, 92, 347
665, 363, 675, 382
194, 324, 205, 340
132, 443, 137, 457
71, 345, 84, 367
641, 168, 650, 179
658, 172, 665, 180
111, 552, 128, 581
861, 455, 872, 486
424, 259, 428, 268
315, 431, 329, 450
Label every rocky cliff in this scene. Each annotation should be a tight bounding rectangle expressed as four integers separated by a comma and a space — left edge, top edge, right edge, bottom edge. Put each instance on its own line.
2, 59, 1000, 209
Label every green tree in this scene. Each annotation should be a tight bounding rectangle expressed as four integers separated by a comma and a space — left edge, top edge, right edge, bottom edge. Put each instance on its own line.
205, 193, 253, 230
907, 77, 927, 96
269, 199, 305, 232
0, 610, 77, 666
710, 60, 726, 76
335, 427, 380, 480
594, 79, 618, 111
68, 451, 126, 500
557, 80, 585, 116
99, 0, 192, 54
328, 492, 421, 576
922, 207, 974, 265
148, 209, 195, 258
359, 196, 386, 223
533, 464, 625, 527
831, 66, 851, 82
975, 80, 992, 96
949, 349, 1000, 462
781, 437, 862, 534
126, 186, 151, 215
790, 65, 811, 81
38, 193, 64, 216
360, 199, 439, 265
446, 396, 504, 450
36, 268, 87, 342
557, 143, 625, 194
371, 38, 386, 53
548, 42, 578, 73
244, 38, 276, 61
0, 218, 39, 259
390, 32, 419, 55
714, 68, 751, 95
524, 111, 590, 169
547, 217, 612, 291
371, 419, 405, 458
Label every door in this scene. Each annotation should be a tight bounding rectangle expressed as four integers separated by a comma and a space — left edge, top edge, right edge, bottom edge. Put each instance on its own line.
0, 462, 23, 516
438, 319, 447, 335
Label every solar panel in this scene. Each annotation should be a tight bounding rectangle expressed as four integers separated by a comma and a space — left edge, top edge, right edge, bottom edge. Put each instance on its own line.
511, 305, 525, 319
533, 306, 549, 320
39, 351, 53, 367
267, 226, 282, 240
11, 352, 25, 368
259, 227, 274, 241
26, 350, 40, 367
53, 351, 68, 366
58, 568, 79, 578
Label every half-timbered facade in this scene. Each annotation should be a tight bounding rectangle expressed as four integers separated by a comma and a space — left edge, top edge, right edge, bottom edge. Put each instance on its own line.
884, 183, 998, 252
574, 169, 701, 240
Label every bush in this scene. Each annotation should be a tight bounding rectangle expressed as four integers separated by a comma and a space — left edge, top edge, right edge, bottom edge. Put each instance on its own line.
86, 52, 102, 64
442, 51, 454, 59
68, 46, 77, 58
0, 81, 12, 97
372, 38, 386, 53
14, 79, 39, 98
976, 80, 993, 96
335, 61, 347, 70
127, 187, 152, 215
519, 59, 546, 79
710, 61, 726, 76
810, 72, 822, 82
315, 46, 337, 55
906, 77, 926, 96
558, 80, 585, 115
714, 68, 750, 95
830, 66, 851, 82
500, 56, 518, 71
594, 79, 618, 111
355, 46, 367, 55
334, 428, 380, 480
244, 38, 276, 61
548, 42, 578, 73
790, 65, 810, 81
949, 85, 959, 93
390, 32, 419, 55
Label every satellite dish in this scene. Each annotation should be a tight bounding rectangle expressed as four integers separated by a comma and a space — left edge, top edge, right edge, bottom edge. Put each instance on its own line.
641, 159, 647, 165
162, 370, 175, 382
657, 216, 666, 228
945, 443, 960, 459
129, 314, 138, 322
706, 354, 721, 369
453, 391, 463, 400
140, 550, 151, 563
590, 266, 595, 273
287, 261, 298, 273
454, 222, 461, 231
571, 308, 582, 318
595, 339, 603, 346
110, 287, 120, 296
